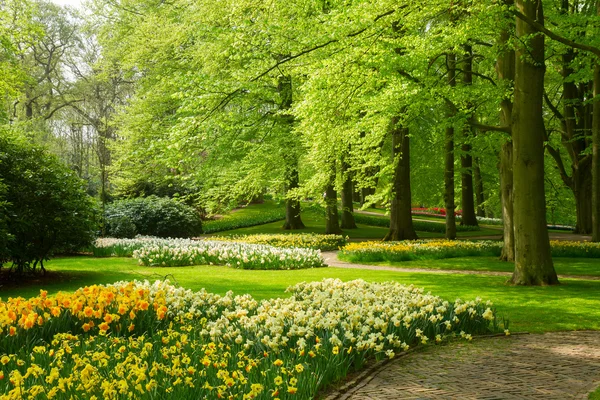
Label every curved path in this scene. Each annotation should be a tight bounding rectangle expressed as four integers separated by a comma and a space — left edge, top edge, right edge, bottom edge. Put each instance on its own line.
322, 252, 600, 399
322, 251, 600, 281
325, 331, 600, 399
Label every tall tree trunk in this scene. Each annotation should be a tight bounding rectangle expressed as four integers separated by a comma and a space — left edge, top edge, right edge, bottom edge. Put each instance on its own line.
460, 44, 478, 227
593, 0, 600, 242
279, 75, 305, 230
497, 0, 515, 262
445, 53, 457, 240
384, 119, 417, 241
341, 156, 357, 229
474, 158, 486, 217
325, 173, 342, 235
511, 0, 558, 285
573, 167, 593, 234
283, 165, 305, 230
352, 183, 361, 203
500, 142, 515, 261
593, 57, 600, 241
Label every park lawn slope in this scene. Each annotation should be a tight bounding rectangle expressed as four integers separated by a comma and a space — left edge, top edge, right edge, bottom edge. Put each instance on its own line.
4, 256, 600, 334
335, 256, 600, 277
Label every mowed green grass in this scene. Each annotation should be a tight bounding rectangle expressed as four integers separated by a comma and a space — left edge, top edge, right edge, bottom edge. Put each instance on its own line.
4, 256, 600, 334
211, 210, 501, 239
342, 256, 600, 277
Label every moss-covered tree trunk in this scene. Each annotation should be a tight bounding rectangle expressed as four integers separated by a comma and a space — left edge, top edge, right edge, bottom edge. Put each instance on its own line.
496, 0, 515, 262
325, 175, 342, 235
500, 142, 515, 261
384, 119, 417, 241
444, 53, 457, 240
474, 158, 486, 218
511, 0, 558, 285
283, 165, 305, 230
593, 50, 600, 241
279, 75, 305, 230
460, 45, 478, 227
340, 156, 357, 229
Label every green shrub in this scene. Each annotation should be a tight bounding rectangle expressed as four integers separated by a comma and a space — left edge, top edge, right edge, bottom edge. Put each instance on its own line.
353, 214, 480, 233
0, 133, 98, 275
105, 196, 203, 238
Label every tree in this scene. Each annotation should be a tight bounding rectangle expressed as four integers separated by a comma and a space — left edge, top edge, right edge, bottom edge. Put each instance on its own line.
510, 0, 557, 285
0, 131, 97, 276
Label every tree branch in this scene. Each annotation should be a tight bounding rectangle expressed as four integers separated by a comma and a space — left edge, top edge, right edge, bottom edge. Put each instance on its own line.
545, 144, 573, 188
513, 9, 600, 58
471, 122, 511, 134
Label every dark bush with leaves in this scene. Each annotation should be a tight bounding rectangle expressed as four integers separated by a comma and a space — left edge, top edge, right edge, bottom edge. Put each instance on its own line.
105, 196, 203, 238
0, 134, 98, 276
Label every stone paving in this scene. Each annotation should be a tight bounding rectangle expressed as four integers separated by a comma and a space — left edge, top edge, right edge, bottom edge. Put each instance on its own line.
322, 250, 600, 399
326, 331, 600, 399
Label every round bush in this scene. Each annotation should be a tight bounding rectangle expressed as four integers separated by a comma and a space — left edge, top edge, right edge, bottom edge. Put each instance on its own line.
105, 196, 203, 238
0, 133, 98, 275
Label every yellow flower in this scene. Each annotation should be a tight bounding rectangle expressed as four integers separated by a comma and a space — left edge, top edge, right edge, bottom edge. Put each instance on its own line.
274, 376, 283, 385
273, 359, 283, 367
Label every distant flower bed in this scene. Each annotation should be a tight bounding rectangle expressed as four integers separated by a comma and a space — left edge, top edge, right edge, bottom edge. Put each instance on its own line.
0, 279, 502, 399
340, 239, 600, 262
209, 233, 347, 251
550, 240, 600, 258
412, 207, 459, 216
203, 208, 285, 233
93, 236, 326, 270
354, 214, 480, 233
339, 240, 502, 263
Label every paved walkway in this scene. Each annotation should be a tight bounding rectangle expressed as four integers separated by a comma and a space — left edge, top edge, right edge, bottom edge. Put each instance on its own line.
325, 331, 600, 399
323, 250, 600, 399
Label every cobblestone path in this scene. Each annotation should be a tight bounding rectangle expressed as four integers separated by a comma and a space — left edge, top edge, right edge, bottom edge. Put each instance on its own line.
326, 331, 600, 399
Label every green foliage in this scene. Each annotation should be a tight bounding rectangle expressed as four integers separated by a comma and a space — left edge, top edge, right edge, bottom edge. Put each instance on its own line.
0, 132, 98, 275
353, 214, 480, 233
104, 196, 203, 238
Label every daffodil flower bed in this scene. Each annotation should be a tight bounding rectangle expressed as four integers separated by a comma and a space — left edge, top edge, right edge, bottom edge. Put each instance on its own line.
209, 233, 347, 251
340, 240, 600, 263
339, 240, 503, 263
549, 240, 600, 258
0, 279, 502, 399
93, 237, 326, 269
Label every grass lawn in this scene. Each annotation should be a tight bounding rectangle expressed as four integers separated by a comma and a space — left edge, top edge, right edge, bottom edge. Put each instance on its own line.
590, 387, 600, 400
4, 256, 600, 334
211, 209, 501, 239
340, 256, 600, 277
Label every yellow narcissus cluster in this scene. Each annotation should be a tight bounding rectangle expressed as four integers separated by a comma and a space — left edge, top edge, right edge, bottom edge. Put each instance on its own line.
1, 279, 502, 399
340, 240, 503, 262
208, 233, 347, 251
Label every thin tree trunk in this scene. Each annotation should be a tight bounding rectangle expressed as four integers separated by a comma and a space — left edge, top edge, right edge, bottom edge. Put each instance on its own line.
460, 44, 478, 227
283, 166, 305, 230
325, 175, 342, 235
384, 119, 417, 241
573, 168, 593, 234
445, 53, 457, 240
511, 0, 557, 285
341, 156, 357, 229
593, 29, 600, 241
474, 158, 486, 217
279, 75, 305, 230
